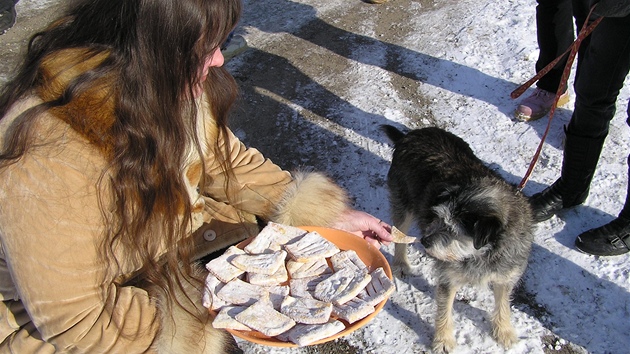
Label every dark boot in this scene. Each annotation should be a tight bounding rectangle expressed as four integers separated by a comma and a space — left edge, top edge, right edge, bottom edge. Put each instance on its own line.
575, 217, 630, 256
574, 155, 630, 256
530, 129, 606, 222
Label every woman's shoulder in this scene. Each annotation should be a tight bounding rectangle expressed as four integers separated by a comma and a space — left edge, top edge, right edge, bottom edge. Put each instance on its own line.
0, 96, 107, 179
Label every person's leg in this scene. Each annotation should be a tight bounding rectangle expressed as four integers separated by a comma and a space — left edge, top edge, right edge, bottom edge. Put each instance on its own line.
530, 11, 630, 223
0, 0, 17, 10
530, 128, 606, 221
575, 152, 630, 256
514, 0, 574, 121
535, 0, 575, 92
0, 0, 17, 35
515, 0, 574, 121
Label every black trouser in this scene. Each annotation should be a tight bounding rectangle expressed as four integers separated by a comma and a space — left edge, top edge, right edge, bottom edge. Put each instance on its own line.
535, 0, 575, 93
564, 9, 630, 203
535, 0, 630, 139
535, 0, 630, 210
0, 0, 17, 12
569, 8, 630, 139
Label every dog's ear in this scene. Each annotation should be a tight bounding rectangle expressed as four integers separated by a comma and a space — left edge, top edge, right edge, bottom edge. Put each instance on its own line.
463, 215, 503, 249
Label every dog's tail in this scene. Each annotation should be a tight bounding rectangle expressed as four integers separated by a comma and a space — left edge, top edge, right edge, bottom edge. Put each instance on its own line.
380, 124, 406, 144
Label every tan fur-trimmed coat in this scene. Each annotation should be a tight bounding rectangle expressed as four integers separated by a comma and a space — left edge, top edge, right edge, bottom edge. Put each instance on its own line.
0, 50, 349, 353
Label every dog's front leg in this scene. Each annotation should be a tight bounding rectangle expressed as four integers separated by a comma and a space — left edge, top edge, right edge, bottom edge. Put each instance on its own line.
392, 216, 414, 277
393, 243, 412, 276
491, 283, 517, 348
432, 282, 458, 354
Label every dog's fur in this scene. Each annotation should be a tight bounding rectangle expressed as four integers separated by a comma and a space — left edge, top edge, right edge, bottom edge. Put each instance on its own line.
382, 125, 534, 354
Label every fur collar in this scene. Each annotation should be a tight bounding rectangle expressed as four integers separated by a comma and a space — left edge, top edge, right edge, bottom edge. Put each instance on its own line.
37, 48, 117, 157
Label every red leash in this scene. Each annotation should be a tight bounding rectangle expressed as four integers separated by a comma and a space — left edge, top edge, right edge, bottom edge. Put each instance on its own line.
514, 6, 603, 191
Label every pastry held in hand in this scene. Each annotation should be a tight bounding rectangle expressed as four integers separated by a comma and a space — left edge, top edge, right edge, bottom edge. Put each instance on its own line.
390, 226, 417, 244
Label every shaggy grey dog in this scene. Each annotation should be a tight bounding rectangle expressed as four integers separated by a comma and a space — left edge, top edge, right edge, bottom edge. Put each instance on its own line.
381, 125, 534, 354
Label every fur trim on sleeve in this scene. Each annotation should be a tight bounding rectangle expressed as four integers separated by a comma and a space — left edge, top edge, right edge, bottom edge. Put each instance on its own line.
152, 265, 241, 354
270, 171, 349, 227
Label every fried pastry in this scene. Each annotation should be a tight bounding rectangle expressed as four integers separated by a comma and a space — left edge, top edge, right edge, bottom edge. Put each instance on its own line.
313, 267, 372, 305
284, 231, 340, 262
244, 222, 307, 254
286, 258, 332, 279
247, 263, 288, 286
234, 299, 296, 337
282, 319, 346, 346
390, 226, 417, 244
332, 297, 375, 324
212, 306, 251, 331
280, 295, 333, 324
205, 246, 246, 283
230, 250, 287, 275
357, 267, 395, 306
289, 273, 331, 300
202, 273, 228, 311
216, 278, 266, 306
330, 249, 368, 274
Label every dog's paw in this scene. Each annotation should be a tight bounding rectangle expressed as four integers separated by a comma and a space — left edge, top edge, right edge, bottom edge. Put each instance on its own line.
492, 324, 517, 349
432, 335, 456, 354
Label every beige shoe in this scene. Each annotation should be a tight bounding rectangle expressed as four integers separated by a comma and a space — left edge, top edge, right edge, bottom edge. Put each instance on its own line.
364, 0, 389, 4
514, 88, 570, 121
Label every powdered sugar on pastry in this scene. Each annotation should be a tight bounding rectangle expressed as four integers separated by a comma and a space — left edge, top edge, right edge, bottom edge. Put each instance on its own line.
216, 278, 266, 306
247, 262, 288, 286
286, 258, 332, 279
212, 306, 251, 331
230, 250, 287, 275
244, 222, 307, 254
333, 297, 375, 324
202, 273, 228, 311
391, 226, 417, 244
280, 295, 333, 324
313, 267, 372, 305
330, 249, 368, 274
205, 246, 246, 283
357, 267, 396, 307
234, 299, 296, 337
289, 273, 331, 300
284, 231, 340, 262
283, 320, 346, 346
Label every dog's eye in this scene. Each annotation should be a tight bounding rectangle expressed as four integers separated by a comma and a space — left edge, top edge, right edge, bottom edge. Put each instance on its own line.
460, 214, 476, 234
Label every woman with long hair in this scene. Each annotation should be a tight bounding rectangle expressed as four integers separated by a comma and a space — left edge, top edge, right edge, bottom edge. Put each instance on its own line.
0, 0, 392, 352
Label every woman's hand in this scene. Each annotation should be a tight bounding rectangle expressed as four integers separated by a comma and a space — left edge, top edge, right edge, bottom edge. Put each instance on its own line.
331, 209, 393, 248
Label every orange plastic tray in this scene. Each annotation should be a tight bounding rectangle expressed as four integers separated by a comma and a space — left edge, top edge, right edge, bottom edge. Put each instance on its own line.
209, 226, 393, 347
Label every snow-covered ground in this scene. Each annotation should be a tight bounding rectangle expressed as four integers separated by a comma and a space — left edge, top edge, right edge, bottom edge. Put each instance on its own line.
4, 0, 629, 353
226, 0, 630, 353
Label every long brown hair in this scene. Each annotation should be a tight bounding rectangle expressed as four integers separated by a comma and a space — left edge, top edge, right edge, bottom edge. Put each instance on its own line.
0, 0, 241, 313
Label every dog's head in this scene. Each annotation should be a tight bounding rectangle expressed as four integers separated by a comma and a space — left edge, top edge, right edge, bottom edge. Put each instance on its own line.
420, 183, 505, 262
